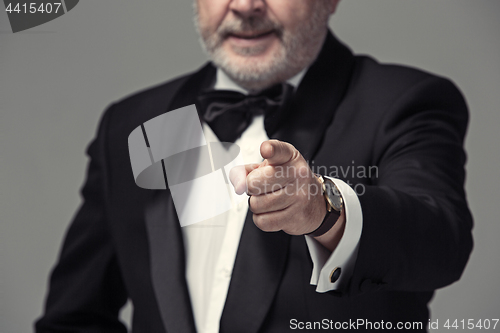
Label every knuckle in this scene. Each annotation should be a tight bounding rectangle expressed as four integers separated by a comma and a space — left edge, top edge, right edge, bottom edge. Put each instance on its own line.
249, 195, 262, 213
253, 214, 277, 232
263, 193, 279, 210
246, 174, 262, 195
248, 196, 255, 212
287, 142, 297, 154
261, 165, 274, 179
297, 165, 310, 178
253, 214, 268, 231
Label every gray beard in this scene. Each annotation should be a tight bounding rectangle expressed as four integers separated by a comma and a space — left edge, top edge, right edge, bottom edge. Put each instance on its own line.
194, 2, 331, 91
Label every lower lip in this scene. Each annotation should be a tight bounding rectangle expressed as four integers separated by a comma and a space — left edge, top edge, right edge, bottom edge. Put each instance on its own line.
226, 32, 276, 48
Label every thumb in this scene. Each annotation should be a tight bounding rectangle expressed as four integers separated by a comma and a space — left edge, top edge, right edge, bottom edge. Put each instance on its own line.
260, 140, 296, 166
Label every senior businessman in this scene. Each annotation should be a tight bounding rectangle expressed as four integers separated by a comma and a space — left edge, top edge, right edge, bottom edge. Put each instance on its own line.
36, 1, 473, 332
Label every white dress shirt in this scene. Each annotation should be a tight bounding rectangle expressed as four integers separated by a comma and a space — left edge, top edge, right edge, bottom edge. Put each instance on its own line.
181, 69, 363, 333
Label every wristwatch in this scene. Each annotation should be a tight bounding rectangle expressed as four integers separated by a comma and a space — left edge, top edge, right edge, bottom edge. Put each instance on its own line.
305, 174, 344, 237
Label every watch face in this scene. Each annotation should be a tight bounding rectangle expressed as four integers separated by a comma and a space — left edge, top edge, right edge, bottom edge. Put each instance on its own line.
324, 180, 343, 211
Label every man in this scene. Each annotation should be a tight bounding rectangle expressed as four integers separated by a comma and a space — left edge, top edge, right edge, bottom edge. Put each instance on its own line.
36, 0, 473, 332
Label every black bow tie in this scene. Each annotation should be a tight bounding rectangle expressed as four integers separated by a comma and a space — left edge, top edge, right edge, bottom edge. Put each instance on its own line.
196, 83, 294, 143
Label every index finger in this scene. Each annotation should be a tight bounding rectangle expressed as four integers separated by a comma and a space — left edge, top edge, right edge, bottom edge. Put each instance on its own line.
229, 163, 260, 195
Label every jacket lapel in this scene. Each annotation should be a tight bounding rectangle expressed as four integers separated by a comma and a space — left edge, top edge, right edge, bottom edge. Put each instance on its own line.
144, 190, 197, 333
220, 32, 355, 333
219, 211, 290, 333
142, 64, 215, 333
274, 32, 355, 161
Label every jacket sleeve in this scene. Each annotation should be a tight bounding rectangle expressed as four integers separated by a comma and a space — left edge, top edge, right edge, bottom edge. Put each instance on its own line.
35, 105, 128, 333
347, 76, 474, 296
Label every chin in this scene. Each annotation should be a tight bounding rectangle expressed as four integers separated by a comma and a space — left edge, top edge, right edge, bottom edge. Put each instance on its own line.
223, 60, 285, 90
214, 46, 293, 90
232, 55, 275, 73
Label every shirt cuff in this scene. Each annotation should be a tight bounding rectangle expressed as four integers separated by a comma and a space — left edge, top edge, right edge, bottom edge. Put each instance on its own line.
304, 177, 363, 293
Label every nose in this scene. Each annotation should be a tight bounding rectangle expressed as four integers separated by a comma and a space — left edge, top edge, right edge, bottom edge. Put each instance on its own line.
229, 0, 266, 18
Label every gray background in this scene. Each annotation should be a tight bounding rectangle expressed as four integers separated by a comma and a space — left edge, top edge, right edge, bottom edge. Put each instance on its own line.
1, 1, 499, 332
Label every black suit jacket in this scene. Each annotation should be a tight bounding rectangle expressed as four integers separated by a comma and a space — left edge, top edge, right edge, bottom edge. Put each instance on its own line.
36, 33, 473, 332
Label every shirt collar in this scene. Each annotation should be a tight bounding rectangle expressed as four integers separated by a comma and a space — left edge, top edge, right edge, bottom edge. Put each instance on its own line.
213, 67, 307, 94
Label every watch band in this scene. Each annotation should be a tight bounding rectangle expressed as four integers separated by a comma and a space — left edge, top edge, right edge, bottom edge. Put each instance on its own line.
305, 209, 341, 237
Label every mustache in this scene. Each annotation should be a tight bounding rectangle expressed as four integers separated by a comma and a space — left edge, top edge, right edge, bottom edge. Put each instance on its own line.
216, 16, 284, 39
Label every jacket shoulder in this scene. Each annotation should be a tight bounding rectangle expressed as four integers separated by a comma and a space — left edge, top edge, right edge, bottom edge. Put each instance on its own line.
97, 69, 202, 137
350, 55, 464, 102
345, 55, 467, 118
112, 72, 191, 111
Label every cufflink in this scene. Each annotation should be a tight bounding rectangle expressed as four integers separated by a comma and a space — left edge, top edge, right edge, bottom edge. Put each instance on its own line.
330, 267, 341, 283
